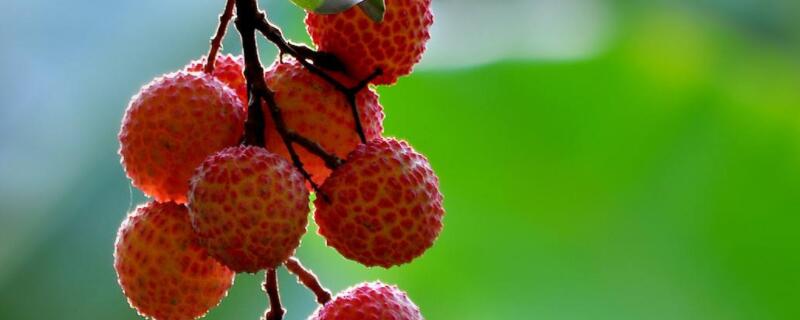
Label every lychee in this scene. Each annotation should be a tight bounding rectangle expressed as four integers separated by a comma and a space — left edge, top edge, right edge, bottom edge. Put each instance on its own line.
188, 145, 310, 273
305, 0, 434, 85
114, 201, 235, 320
263, 59, 384, 186
314, 138, 444, 268
185, 54, 248, 107
119, 71, 245, 204
310, 281, 423, 320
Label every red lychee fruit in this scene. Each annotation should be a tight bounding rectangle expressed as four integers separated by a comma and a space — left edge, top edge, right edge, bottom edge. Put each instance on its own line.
263, 59, 384, 185
188, 145, 310, 273
305, 0, 434, 85
114, 201, 235, 320
119, 71, 245, 204
185, 54, 247, 107
314, 138, 444, 268
310, 281, 423, 320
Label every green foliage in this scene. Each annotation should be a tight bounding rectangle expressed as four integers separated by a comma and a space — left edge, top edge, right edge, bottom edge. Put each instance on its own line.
289, 0, 323, 11
358, 0, 385, 22
291, 0, 361, 14
290, 0, 385, 22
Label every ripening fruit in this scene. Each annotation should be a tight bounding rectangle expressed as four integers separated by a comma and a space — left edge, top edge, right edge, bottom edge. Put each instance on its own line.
314, 138, 444, 268
185, 54, 247, 107
310, 282, 423, 320
263, 59, 384, 185
305, 0, 434, 85
188, 145, 310, 273
114, 201, 235, 320
119, 71, 245, 204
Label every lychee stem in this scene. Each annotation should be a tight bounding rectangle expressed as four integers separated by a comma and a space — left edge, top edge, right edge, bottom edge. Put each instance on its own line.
287, 132, 343, 170
263, 269, 285, 320
252, 16, 383, 144
235, 0, 332, 201
284, 257, 332, 305
345, 69, 383, 143
235, 0, 267, 149
204, 0, 236, 74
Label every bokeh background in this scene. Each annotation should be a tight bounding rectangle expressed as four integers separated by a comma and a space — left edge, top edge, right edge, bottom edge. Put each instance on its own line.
2, 0, 800, 319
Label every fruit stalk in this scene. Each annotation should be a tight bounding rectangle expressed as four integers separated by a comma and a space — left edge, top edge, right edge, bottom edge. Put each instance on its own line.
284, 257, 332, 304
234, 0, 330, 198
205, 0, 236, 74
344, 69, 383, 143
235, 0, 267, 148
286, 132, 343, 170
263, 269, 285, 320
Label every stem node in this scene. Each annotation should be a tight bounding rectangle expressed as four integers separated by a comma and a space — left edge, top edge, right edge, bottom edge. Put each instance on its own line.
285, 257, 332, 305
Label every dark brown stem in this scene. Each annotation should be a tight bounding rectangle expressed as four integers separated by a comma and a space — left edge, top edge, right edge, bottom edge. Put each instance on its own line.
236, 0, 267, 148
284, 257, 332, 305
263, 269, 285, 320
252, 17, 382, 144
287, 132, 344, 170
254, 19, 347, 91
204, 0, 236, 74
234, 0, 331, 199
287, 43, 347, 73
262, 87, 327, 195
345, 69, 383, 143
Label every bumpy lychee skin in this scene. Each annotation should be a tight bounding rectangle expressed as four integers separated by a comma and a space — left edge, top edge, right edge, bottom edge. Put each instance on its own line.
306, 0, 434, 85
264, 59, 384, 185
314, 138, 444, 268
310, 282, 423, 320
185, 54, 247, 107
114, 201, 235, 320
119, 71, 245, 204
188, 145, 310, 273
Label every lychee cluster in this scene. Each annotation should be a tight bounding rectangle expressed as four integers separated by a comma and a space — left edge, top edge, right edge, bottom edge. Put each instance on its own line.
114, 0, 439, 319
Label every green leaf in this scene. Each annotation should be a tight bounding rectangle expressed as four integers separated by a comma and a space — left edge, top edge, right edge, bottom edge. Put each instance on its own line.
358, 0, 385, 23
289, 0, 384, 22
289, 0, 324, 11
290, 0, 363, 13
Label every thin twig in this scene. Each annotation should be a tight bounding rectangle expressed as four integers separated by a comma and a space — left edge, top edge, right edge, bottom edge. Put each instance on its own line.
345, 68, 382, 143
263, 269, 285, 320
204, 0, 236, 74
287, 132, 344, 170
254, 19, 347, 92
260, 80, 326, 195
284, 257, 332, 304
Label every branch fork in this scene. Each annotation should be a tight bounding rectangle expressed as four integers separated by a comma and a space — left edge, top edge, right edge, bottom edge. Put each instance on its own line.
207, 0, 380, 318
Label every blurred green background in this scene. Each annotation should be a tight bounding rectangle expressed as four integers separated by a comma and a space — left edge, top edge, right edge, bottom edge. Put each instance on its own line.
2, 0, 799, 319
